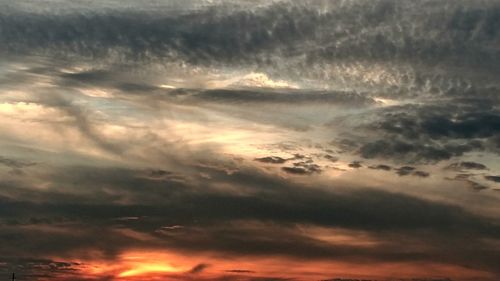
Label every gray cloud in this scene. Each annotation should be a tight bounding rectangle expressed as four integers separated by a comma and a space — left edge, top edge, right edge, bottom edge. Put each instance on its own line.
1, 1, 500, 280
254, 156, 288, 164
359, 139, 481, 163
354, 99, 499, 163
348, 161, 363, 169
191, 89, 376, 106
0, 160, 499, 277
368, 164, 392, 171
485, 175, 500, 183
0, 258, 83, 281
395, 166, 416, 176
0, 156, 36, 169
2, 0, 500, 71
447, 161, 488, 170
33, 93, 124, 154
413, 171, 430, 178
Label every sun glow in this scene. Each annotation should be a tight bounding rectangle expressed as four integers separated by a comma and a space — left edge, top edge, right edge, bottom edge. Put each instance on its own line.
112, 251, 191, 279
118, 264, 182, 277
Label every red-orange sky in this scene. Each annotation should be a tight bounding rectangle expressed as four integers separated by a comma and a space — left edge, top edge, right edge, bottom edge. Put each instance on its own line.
37, 250, 497, 281
1, 1, 500, 281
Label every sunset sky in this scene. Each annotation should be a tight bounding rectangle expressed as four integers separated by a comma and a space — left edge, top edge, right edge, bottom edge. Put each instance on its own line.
1, 1, 500, 280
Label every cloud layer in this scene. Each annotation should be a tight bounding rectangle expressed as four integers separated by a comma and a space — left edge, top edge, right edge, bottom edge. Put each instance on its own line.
0, 1, 499, 281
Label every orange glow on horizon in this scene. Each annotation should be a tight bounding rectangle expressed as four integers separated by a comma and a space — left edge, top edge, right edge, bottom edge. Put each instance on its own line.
58, 248, 496, 281
113, 251, 190, 278
118, 264, 183, 277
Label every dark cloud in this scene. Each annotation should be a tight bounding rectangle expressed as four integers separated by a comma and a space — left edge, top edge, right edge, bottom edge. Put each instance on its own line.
225, 270, 255, 274
330, 139, 359, 153
359, 139, 482, 163
291, 153, 307, 160
204, 275, 288, 281
53, 68, 377, 106
322, 279, 377, 281
60, 70, 112, 85
2, 0, 500, 74
485, 175, 500, 183
0, 164, 499, 276
445, 174, 490, 191
412, 113, 500, 140
447, 161, 488, 170
368, 164, 392, 171
281, 166, 312, 175
189, 263, 210, 274
324, 155, 339, 163
0, 258, 83, 281
467, 181, 490, 191
353, 96, 500, 163
0, 156, 36, 169
254, 156, 288, 164
191, 89, 376, 106
452, 173, 474, 181
394, 168, 429, 178
148, 169, 173, 178
413, 171, 430, 178
348, 161, 362, 169
321, 278, 452, 281
288, 161, 322, 174
1, 165, 498, 235
395, 166, 416, 176
358, 101, 500, 167
1, 1, 500, 280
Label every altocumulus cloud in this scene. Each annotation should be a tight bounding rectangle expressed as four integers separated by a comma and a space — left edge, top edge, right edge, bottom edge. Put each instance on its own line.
0, 1, 499, 281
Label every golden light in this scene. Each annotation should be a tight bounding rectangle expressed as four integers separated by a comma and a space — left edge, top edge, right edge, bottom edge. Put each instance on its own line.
111, 251, 191, 279
118, 264, 182, 277
48, 247, 496, 281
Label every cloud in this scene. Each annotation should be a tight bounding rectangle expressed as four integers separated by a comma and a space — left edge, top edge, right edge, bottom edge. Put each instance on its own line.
467, 181, 490, 191
447, 161, 488, 170
281, 166, 313, 175
446, 174, 490, 191
484, 175, 500, 183
348, 161, 363, 169
413, 171, 430, 178
189, 263, 210, 274
368, 164, 392, 171
34, 93, 124, 154
1, 164, 498, 235
1, 1, 500, 280
190, 89, 376, 106
0, 162, 499, 277
254, 156, 288, 164
324, 155, 339, 163
395, 166, 416, 176
281, 160, 322, 175
225, 270, 255, 273
0, 156, 36, 169
393, 166, 429, 178
354, 100, 500, 163
417, 113, 500, 139
359, 139, 483, 163
1, 0, 500, 72
0, 258, 83, 281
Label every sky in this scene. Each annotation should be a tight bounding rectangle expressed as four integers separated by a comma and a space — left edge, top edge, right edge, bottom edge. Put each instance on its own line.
0, 0, 500, 280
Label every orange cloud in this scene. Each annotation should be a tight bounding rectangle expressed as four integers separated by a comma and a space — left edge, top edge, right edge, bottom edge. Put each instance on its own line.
57, 248, 496, 281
